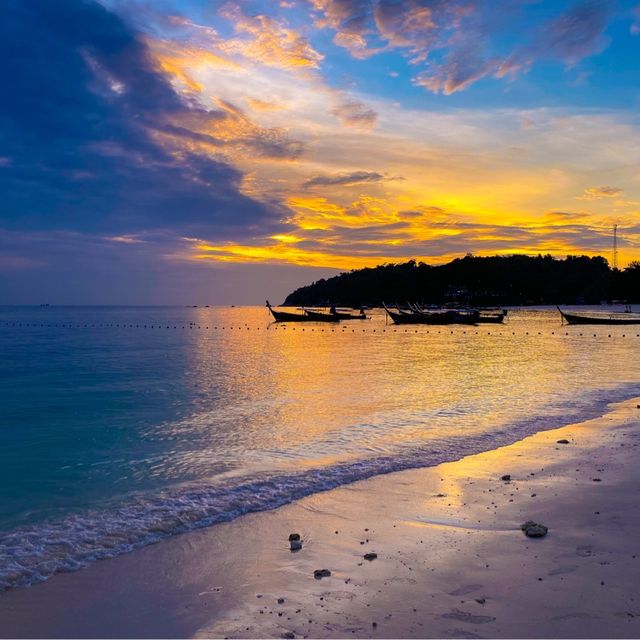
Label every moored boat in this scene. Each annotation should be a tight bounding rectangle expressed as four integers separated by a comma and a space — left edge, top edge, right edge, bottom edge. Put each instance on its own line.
330, 306, 368, 320
383, 303, 479, 325
266, 300, 312, 322
557, 306, 640, 325
299, 309, 341, 323
266, 301, 352, 322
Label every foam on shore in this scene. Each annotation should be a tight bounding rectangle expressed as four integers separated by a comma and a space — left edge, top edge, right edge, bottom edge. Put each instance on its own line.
1, 383, 639, 592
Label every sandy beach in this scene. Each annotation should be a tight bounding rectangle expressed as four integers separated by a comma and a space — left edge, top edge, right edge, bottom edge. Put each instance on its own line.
2, 398, 640, 639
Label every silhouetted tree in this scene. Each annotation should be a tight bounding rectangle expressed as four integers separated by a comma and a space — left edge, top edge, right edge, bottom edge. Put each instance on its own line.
282, 254, 637, 307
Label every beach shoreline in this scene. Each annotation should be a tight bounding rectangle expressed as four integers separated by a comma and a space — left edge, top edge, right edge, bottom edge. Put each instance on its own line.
2, 398, 640, 639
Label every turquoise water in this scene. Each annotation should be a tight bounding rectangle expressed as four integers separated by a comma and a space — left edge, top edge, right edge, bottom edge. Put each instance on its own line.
1, 305, 639, 589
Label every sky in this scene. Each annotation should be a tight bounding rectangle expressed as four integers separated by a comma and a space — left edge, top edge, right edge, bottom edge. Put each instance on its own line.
1, 0, 640, 304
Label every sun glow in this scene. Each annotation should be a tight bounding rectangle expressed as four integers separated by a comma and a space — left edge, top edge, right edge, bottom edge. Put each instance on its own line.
140, 4, 640, 271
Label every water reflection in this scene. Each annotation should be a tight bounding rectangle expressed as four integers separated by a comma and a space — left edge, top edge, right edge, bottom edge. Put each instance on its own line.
1, 305, 639, 529
140, 306, 640, 483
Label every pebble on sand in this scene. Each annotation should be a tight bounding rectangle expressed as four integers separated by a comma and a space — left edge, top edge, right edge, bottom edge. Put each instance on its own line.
501, 474, 511, 481
288, 533, 301, 541
290, 539, 303, 552
557, 439, 570, 444
364, 552, 378, 561
314, 569, 331, 579
520, 520, 548, 538
281, 632, 295, 639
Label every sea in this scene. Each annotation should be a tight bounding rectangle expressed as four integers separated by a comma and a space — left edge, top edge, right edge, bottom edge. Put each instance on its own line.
1, 305, 639, 590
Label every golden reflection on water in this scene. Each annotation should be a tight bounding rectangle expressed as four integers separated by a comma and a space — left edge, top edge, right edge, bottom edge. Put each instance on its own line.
172, 307, 640, 481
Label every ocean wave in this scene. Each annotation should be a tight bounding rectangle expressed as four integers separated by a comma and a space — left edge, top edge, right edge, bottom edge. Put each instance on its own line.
1, 383, 638, 591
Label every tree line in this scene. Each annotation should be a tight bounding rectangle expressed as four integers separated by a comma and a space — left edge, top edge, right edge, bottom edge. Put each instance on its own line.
283, 255, 640, 307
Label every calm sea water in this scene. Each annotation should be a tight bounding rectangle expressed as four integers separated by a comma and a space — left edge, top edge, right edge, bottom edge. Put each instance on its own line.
1, 305, 639, 589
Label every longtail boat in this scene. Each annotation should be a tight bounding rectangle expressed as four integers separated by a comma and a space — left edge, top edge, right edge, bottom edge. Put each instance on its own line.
304, 307, 368, 321
266, 300, 312, 322
298, 309, 341, 323
557, 306, 640, 325
330, 307, 368, 320
383, 303, 478, 325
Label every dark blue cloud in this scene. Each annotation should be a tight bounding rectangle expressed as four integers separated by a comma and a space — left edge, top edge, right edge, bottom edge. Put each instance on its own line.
0, 0, 286, 236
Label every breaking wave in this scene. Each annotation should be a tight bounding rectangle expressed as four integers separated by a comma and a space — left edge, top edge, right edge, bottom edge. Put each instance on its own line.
1, 383, 638, 591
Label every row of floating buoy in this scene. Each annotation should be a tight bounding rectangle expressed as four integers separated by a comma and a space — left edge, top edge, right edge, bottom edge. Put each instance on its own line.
0, 322, 639, 339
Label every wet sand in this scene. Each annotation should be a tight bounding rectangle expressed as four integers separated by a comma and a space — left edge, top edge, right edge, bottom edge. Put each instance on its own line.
2, 398, 640, 639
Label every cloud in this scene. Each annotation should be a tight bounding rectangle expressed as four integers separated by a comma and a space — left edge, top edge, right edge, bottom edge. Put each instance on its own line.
578, 186, 623, 200
193, 212, 634, 269
331, 98, 378, 129
0, 227, 339, 305
106, 235, 148, 244
543, 210, 590, 222
146, 39, 243, 93
219, 3, 324, 70
149, 5, 324, 74
534, 0, 612, 65
414, 49, 507, 96
304, 170, 390, 187
246, 97, 285, 112
160, 99, 305, 160
0, 0, 289, 240
310, 0, 615, 94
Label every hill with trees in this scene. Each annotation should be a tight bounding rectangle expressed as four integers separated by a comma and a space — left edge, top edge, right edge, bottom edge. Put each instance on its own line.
283, 255, 640, 307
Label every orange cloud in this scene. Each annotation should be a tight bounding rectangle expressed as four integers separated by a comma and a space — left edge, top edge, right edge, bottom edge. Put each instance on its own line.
246, 97, 285, 112
578, 185, 623, 200
150, 97, 305, 161
147, 39, 241, 94
219, 3, 324, 70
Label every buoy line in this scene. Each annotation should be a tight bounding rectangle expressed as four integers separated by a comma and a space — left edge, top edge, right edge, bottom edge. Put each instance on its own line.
0, 321, 639, 339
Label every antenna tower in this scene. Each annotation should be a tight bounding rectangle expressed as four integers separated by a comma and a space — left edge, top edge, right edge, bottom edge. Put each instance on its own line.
612, 224, 618, 270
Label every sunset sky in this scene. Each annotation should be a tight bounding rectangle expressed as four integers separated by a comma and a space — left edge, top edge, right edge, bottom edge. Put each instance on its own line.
2, 0, 640, 304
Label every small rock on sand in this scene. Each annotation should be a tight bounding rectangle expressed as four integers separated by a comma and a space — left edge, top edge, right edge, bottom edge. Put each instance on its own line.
290, 539, 303, 551
288, 533, 301, 541
314, 569, 331, 579
520, 521, 548, 538
364, 552, 378, 561
281, 632, 295, 639
501, 474, 511, 481
557, 439, 570, 444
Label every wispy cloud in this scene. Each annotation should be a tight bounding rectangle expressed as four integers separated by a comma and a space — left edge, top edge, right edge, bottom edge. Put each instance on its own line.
331, 97, 378, 129
304, 170, 391, 187
311, 0, 615, 94
219, 3, 324, 70
578, 186, 623, 200
158, 98, 305, 160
